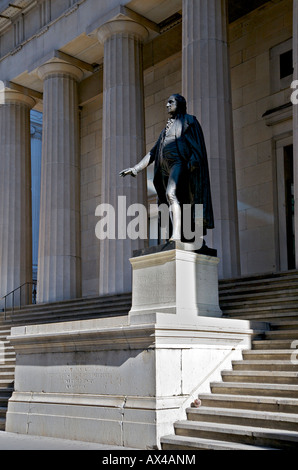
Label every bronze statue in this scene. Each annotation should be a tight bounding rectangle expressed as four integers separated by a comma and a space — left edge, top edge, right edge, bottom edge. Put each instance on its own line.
120, 94, 214, 243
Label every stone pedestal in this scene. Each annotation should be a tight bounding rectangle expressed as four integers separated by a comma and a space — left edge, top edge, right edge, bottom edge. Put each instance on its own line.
0, 89, 35, 306
37, 61, 83, 303
97, 19, 148, 295
6, 313, 265, 449
129, 245, 222, 324
182, 0, 240, 279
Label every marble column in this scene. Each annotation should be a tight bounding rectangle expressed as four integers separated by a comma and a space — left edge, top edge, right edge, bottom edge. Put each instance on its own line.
37, 61, 83, 303
293, 1, 298, 268
182, 0, 240, 279
0, 89, 35, 307
97, 19, 148, 295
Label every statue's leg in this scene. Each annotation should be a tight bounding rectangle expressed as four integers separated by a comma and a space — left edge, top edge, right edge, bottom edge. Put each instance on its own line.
166, 164, 184, 241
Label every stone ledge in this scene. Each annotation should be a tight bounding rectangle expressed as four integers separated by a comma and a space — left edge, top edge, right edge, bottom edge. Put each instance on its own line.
9, 391, 187, 411
7, 315, 267, 354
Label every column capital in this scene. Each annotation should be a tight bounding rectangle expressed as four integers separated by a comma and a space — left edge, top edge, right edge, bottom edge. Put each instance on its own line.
0, 87, 36, 108
37, 61, 84, 82
97, 18, 149, 44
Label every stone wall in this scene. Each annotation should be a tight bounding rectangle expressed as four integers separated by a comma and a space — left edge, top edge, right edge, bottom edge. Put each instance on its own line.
229, 0, 293, 275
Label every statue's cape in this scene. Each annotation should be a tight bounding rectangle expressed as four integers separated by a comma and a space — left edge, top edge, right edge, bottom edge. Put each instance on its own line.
150, 114, 214, 230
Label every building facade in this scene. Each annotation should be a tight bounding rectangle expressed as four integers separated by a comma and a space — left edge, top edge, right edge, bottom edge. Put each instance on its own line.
0, 0, 296, 305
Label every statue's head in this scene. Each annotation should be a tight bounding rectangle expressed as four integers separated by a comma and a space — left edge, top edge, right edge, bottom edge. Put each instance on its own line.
167, 94, 187, 117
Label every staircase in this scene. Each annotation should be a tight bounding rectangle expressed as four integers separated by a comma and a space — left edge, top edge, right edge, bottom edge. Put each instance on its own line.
0, 293, 131, 431
161, 271, 298, 450
0, 321, 14, 431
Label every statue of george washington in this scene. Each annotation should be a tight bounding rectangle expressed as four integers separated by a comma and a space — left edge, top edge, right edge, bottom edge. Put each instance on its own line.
120, 94, 214, 243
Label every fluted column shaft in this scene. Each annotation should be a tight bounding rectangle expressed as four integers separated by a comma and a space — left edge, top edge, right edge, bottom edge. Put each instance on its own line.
37, 62, 83, 303
98, 19, 148, 295
0, 89, 35, 305
293, 2, 298, 268
182, 0, 240, 278
30, 113, 43, 281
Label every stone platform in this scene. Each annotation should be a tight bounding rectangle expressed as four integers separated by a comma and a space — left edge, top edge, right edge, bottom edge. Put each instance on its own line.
5, 247, 267, 449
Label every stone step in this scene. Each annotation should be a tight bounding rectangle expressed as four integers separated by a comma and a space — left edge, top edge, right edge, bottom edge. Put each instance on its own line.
0, 379, 14, 388
220, 294, 298, 310
219, 271, 298, 291
199, 393, 298, 414
160, 434, 275, 450
0, 365, 15, 372
270, 320, 298, 330
171, 420, 298, 449
252, 339, 297, 350
4, 305, 130, 325
0, 371, 15, 381
224, 311, 298, 323
0, 395, 11, 407
221, 370, 298, 385
0, 330, 11, 337
0, 351, 16, 360
243, 349, 297, 361
222, 305, 298, 322
220, 286, 298, 300
187, 406, 298, 431
3, 293, 131, 319
0, 350, 15, 360
264, 329, 298, 340
210, 381, 298, 398
0, 418, 5, 431
232, 360, 298, 371
220, 278, 298, 293
3, 292, 132, 312
0, 387, 14, 397
0, 340, 10, 347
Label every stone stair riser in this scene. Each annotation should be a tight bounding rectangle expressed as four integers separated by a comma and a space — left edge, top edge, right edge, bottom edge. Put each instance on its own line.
161, 435, 277, 450
270, 321, 298, 330
243, 350, 296, 360
253, 340, 297, 350
199, 395, 298, 414
173, 422, 298, 450
210, 382, 298, 398
221, 373, 298, 385
187, 409, 298, 432
232, 361, 298, 371
264, 331, 298, 340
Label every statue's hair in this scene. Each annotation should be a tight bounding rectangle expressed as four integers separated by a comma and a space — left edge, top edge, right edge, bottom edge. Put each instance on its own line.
171, 94, 187, 115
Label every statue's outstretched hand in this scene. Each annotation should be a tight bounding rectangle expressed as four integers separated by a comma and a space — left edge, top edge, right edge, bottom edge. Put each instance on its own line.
119, 168, 137, 178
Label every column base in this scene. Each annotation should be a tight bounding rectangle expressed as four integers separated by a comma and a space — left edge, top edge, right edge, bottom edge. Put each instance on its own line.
129, 243, 222, 325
